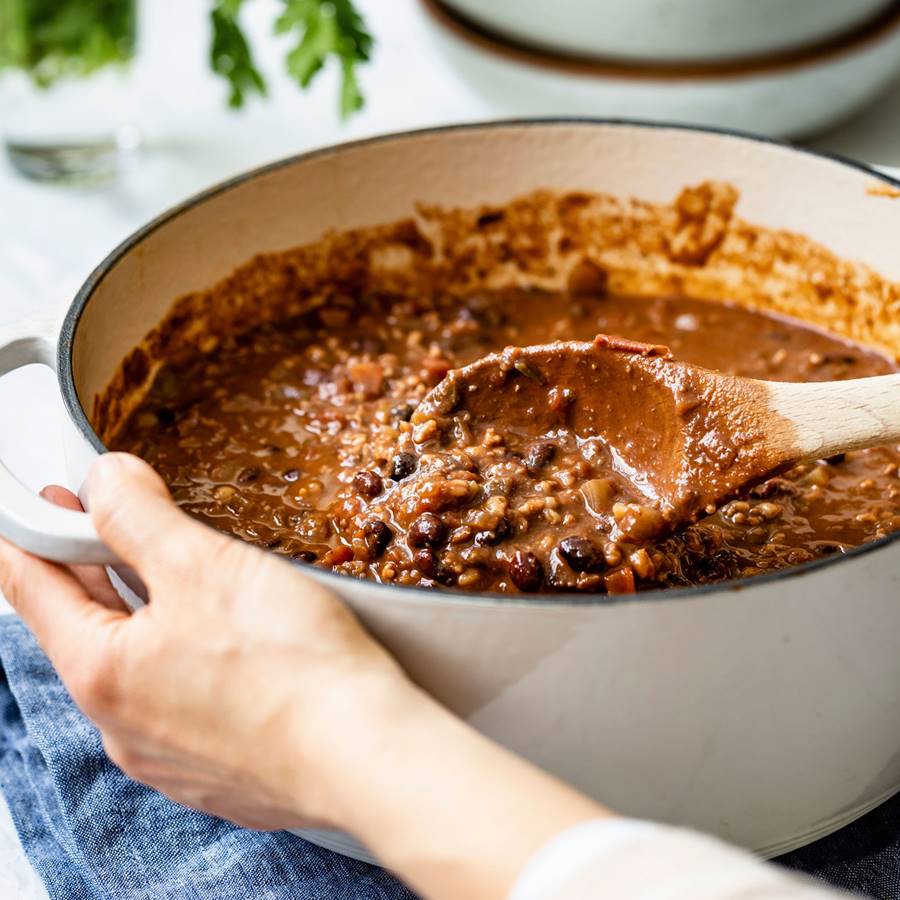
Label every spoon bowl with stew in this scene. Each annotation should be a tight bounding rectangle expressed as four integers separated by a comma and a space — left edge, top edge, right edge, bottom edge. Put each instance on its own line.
412, 334, 900, 541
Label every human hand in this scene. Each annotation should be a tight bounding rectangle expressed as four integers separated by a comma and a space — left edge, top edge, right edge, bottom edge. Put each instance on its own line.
0, 452, 604, 899
0, 452, 413, 832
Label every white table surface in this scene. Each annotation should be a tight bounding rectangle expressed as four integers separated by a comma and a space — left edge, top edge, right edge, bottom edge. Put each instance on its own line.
1, 1, 899, 895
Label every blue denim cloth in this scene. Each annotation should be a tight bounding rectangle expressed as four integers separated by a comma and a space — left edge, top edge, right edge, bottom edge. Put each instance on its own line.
0, 616, 415, 900
778, 793, 900, 898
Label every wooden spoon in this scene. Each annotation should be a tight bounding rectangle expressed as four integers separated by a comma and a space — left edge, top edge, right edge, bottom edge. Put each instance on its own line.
412, 334, 900, 535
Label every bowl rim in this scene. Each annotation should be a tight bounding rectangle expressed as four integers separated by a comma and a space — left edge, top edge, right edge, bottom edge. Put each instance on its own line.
422, 0, 900, 81
59, 117, 900, 609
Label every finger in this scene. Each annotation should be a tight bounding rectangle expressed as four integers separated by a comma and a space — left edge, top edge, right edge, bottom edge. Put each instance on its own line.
86, 453, 229, 581
0, 538, 126, 674
40, 486, 128, 612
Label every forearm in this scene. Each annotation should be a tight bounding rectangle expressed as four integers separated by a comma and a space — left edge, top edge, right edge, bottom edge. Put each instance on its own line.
297, 678, 607, 900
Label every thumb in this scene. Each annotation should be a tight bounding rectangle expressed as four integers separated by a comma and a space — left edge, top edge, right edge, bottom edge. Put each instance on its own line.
87, 453, 217, 579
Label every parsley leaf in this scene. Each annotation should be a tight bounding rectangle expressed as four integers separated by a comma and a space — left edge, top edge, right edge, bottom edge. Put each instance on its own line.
209, 0, 268, 108
0, 0, 371, 117
274, 0, 372, 118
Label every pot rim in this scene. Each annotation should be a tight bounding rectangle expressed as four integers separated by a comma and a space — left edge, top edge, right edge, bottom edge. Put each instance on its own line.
59, 116, 900, 609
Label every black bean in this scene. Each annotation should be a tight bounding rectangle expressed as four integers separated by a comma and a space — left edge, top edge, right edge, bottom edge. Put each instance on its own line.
813, 541, 844, 556
434, 561, 458, 587
525, 441, 556, 473
413, 548, 437, 578
408, 512, 447, 548
390, 452, 418, 481
544, 553, 571, 591
509, 550, 544, 592
283, 469, 300, 482
363, 520, 392, 559
291, 550, 317, 563
824, 453, 846, 465
391, 402, 416, 422
559, 536, 602, 572
353, 470, 383, 500
155, 407, 176, 426
474, 516, 512, 546
694, 550, 737, 582
237, 466, 260, 484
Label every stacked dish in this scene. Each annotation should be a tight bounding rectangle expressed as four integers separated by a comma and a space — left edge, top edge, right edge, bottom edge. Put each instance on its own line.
422, 0, 900, 137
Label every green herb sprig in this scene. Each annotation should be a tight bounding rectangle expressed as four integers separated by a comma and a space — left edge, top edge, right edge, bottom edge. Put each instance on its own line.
209, 0, 268, 108
211, 0, 372, 117
0, 0, 372, 118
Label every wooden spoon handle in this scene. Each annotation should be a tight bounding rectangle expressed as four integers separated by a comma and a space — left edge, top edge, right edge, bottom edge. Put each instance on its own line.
767, 373, 900, 461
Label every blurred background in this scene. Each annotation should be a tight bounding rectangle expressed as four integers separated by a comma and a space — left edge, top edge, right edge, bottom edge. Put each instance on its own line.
0, 0, 899, 495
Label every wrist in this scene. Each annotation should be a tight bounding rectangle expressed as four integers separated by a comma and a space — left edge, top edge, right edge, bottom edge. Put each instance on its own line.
278, 664, 433, 830
275, 662, 607, 900
306, 678, 607, 900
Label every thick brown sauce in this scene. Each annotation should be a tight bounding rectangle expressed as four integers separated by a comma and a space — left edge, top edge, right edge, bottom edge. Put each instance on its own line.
113, 291, 900, 594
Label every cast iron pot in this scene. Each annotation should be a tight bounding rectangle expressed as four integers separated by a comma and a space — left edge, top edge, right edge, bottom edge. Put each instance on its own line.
1, 121, 899, 862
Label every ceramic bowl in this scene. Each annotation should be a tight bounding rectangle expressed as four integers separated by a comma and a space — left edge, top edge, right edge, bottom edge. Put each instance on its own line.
441, 0, 896, 62
423, 0, 900, 139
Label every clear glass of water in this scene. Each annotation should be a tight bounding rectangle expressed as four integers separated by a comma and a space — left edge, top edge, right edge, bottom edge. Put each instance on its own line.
0, 1, 141, 186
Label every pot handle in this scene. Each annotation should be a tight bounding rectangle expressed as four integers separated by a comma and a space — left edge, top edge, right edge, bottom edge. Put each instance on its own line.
0, 316, 120, 565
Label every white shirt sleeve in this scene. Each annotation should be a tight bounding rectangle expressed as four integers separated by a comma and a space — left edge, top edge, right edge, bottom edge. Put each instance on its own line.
509, 819, 846, 900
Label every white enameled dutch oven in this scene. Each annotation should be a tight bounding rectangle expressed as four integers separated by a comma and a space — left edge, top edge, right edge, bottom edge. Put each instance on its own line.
1, 122, 900, 863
